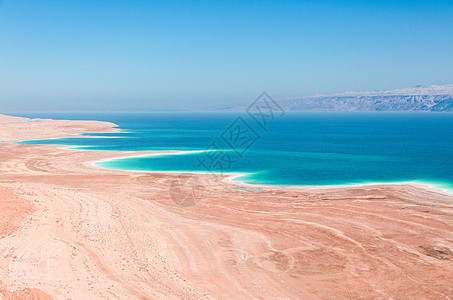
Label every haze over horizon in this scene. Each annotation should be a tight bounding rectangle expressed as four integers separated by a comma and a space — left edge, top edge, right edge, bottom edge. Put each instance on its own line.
1, 0, 453, 111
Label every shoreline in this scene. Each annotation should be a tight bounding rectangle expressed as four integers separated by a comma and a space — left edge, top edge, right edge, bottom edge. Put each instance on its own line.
17, 132, 453, 198
91, 151, 453, 198
95, 154, 453, 197
10, 111, 453, 198
6, 111, 453, 209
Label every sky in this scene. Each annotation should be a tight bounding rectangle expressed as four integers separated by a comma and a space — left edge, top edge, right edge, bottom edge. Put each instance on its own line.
1, 0, 453, 111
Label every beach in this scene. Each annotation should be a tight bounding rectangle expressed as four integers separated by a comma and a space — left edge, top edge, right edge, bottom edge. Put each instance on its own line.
1, 114, 453, 299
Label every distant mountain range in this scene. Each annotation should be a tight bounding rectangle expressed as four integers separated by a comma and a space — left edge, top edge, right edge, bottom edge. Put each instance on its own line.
275, 84, 453, 112
222, 84, 453, 112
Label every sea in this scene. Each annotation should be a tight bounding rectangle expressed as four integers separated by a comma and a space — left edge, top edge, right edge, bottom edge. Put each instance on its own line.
14, 112, 453, 191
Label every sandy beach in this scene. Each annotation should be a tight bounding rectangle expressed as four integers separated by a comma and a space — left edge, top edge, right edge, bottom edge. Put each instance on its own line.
0, 114, 452, 299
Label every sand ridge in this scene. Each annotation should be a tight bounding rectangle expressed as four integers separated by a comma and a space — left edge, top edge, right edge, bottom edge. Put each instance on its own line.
0, 114, 452, 299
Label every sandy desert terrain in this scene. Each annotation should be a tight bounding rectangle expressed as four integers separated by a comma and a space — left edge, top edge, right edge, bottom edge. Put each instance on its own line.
0, 114, 452, 299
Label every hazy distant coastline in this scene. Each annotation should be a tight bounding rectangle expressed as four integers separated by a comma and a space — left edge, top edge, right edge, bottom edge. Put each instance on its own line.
225, 84, 453, 112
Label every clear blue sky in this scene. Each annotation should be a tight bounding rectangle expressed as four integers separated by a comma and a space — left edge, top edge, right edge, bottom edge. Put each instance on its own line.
1, 0, 453, 111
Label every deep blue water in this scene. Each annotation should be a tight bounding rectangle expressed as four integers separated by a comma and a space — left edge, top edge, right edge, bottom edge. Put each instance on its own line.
14, 112, 453, 189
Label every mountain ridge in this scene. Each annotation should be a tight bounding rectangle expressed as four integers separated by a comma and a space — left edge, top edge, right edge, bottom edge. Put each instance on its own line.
275, 84, 453, 112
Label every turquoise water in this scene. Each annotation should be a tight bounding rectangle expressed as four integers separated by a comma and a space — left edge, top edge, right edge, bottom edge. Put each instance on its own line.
16, 112, 453, 190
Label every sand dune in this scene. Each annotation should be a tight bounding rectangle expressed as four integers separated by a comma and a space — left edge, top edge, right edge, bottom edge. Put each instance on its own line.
0, 114, 452, 299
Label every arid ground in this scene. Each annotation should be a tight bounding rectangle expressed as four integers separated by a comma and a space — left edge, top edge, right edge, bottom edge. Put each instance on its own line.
0, 114, 452, 299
